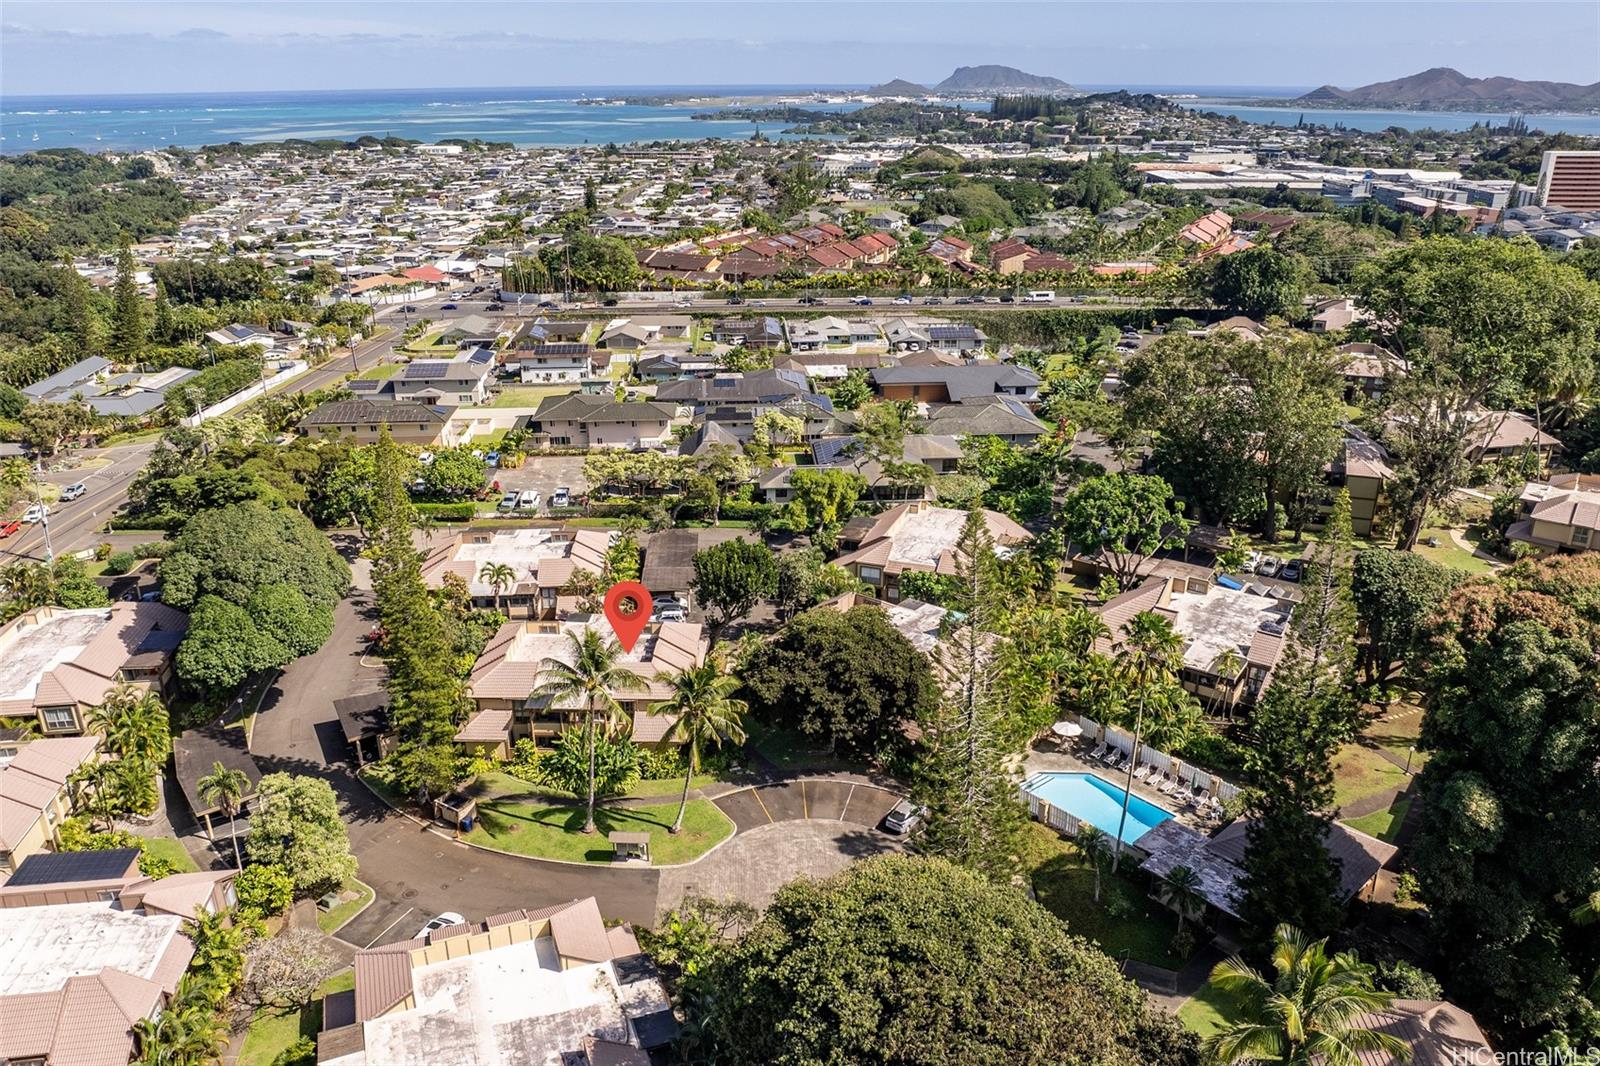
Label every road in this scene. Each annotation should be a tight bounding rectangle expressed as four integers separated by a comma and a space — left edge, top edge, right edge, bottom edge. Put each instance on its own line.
5, 306, 411, 563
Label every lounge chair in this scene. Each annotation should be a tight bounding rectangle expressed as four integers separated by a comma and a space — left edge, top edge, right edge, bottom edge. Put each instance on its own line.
1105, 750, 1126, 770
1099, 745, 1119, 765
1086, 742, 1107, 762
1133, 762, 1152, 781
1155, 771, 1176, 794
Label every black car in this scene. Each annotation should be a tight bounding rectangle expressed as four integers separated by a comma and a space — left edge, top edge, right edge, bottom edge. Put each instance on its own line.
923, 296, 943, 305
602, 297, 619, 306
470, 285, 485, 294
485, 302, 503, 311
999, 294, 1015, 303
726, 294, 745, 305
797, 295, 823, 305
538, 300, 559, 310
440, 302, 458, 310
400, 304, 417, 313
954, 296, 974, 304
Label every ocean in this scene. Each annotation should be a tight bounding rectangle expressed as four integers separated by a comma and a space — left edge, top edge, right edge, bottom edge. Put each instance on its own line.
4, 84, 1598, 153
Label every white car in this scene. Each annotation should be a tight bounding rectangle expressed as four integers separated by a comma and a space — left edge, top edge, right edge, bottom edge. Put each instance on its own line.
653, 602, 687, 623
21, 504, 47, 524
550, 486, 572, 508
893, 294, 913, 305
415, 912, 467, 939
883, 801, 924, 834
497, 491, 520, 511
517, 489, 541, 510
60, 482, 86, 502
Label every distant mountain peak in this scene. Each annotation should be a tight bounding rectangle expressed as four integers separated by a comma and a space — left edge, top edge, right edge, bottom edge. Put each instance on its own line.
1295, 67, 1600, 111
934, 65, 1077, 94
865, 78, 932, 96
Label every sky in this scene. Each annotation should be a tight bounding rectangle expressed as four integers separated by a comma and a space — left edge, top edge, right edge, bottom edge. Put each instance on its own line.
4, 1, 1598, 97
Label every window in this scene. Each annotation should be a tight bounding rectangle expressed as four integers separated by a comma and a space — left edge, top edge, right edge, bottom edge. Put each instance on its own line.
41, 706, 77, 732
1574, 527, 1591, 547
860, 566, 882, 585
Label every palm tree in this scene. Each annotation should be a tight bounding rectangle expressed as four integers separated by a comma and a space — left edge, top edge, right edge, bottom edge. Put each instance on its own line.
1111, 611, 1184, 872
650, 662, 747, 833
1075, 824, 1111, 904
196, 761, 249, 869
535, 629, 647, 834
133, 997, 228, 1066
1207, 648, 1244, 718
1204, 924, 1410, 1066
1157, 864, 1207, 937
69, 758, 121, 832
479, 560, 517, 613
87, 684, 171, 768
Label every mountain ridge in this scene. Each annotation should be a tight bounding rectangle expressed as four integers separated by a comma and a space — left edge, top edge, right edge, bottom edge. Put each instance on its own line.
1295, 67, 1600, 110
864, 78, 933, 96
933, 65, 1077, 94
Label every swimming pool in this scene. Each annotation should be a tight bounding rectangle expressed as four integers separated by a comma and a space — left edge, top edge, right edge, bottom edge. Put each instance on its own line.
1022, 772, 1174, 844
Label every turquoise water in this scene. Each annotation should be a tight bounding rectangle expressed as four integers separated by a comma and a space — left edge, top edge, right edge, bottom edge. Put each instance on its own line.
1023, 771, 1174, 844
1, 85, 870, 152
1187, 101, 1600, 135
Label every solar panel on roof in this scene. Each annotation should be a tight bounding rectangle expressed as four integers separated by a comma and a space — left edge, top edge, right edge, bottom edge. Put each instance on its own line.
6, 847, 142, 886
466, 348, 494, 365
404, 361, 450, 379
347, 379, 381, 392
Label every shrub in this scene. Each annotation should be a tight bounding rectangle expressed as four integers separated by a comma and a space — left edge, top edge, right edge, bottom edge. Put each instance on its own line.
235, 863, 295, 918
537, 730, 639, 796
270, 1037, 317, 1066
104, 550, 138, 575
637, 746, 687, 780
1377, 959, 1443, 999
413, 502, 478, 521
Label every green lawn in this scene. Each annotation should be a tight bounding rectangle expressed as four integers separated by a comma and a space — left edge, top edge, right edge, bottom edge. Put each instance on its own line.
142, 835, 199, 873
1178, 980, 1245, 1039
1333, 743, 1410, 811
318, 878, 374, 934
355, 362, 401, 380
485, 384, 574, 409
1018, 822, 1186, 970
1344, 796, 1412, 843
472, 770, 721, 803
238, 971, 354, 1066
464, 798, 733, 864
1414, 527, 1496, 574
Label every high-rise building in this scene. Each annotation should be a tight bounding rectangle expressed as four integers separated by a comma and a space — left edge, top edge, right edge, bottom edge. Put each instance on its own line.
1535, 150, 1600, 209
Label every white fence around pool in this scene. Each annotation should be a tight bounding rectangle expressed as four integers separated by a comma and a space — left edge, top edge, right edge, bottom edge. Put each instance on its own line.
1070, 717, 1241, 805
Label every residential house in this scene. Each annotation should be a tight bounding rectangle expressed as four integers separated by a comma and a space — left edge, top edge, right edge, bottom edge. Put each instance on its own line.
926, 235, 975, 265
757, 434, 963, 504
421, 528, 610, 618
0, 603, 188, 737
1310, 297, 1367, 333
870, 363, 1036, 403
926, 324, 988, 355
774, 349, 891, 380
527, 393, 677, 450
1335, 342, 1399, 401
1508, 473, 1600, 554
368, 349, 496, 406
1469, 410, 1561, 463
500, 343, 594, 384
595, 316, 691, 350
439, 315, 505, 348
708, 316, 785, 349
203, 322, 279, 351
883, 318, 932, 352
0, 736, 100, 875
21, 356, 201, 419
508, 319, 590, 347
655, 368, 813, 409
317, 899, 675, 1066
865, 208, 909, 231
0, 892, 210, 1066
988, 237, 1076, 275
924, 397, 1049, 444
1177, 209, 1234, 247
0, 849, 237, 917
640, 528, 762, 612
833, 501, 1031, 600
299, 398, 452, 446
917, 214, 960, 236
634, 351, 722, 381
1319, 427, 1393, 536
1094, 575, 1289, 711
785, 317, 883, 351
457, 619, 708, 756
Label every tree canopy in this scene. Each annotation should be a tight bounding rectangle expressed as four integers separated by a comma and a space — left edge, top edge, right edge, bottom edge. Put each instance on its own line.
245, 773, 358, 898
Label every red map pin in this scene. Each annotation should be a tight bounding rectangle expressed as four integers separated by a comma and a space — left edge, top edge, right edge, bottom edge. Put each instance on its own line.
602, 581, 652, 653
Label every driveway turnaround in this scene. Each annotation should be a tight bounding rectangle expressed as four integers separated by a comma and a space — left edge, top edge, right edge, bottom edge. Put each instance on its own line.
248, 578, 908, 939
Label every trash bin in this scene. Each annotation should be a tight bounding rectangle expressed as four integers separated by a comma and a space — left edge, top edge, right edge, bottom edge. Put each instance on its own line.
460, 815, 474, 832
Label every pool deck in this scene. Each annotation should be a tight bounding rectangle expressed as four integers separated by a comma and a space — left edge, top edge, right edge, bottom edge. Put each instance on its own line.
1022, 743, 1218, 834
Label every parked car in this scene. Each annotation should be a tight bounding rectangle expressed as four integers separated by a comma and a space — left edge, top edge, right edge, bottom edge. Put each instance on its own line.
441, 302, 458, 310
1279, 559, 1303, 582
1240, 549, 1263, 574
485, 451, 501, 467
21, 504, 46, 524
60, 482, 86, 502
893, 294, 913, 305
415, 912, 467, 939
498, 491, 520, 511
550, 486, 572, 508
883, 800, 924, 835
518, 489, 541, 510
0, 520, 19, 538
1256, 556, 1284, 578
653, 601, 688, 623
138, 588, 162, 603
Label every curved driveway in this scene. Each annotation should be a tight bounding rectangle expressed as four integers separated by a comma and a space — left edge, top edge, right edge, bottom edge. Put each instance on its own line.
249, 574, 902, 947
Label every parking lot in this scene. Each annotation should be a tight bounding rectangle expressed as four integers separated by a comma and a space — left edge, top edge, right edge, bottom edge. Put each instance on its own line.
484, 454, 588, 511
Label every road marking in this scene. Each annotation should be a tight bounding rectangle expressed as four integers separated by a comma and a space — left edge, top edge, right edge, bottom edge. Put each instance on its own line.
800, 780, 809, 820
840, 784, 855, 822
750, 787, 774, 824
364, 906, 414, 948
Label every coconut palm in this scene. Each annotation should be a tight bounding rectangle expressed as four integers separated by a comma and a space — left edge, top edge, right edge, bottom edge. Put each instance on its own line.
1208, 648, 1244, 718
1111, 611, 1184, 871
478, 560, 517, 613
68, 758, 121, 832
87, 684, 171, 768
1203, 923, 1410, 1066
535, 628, 647, 834
197, 761, 250, 869
1075, 824, 1111, 904
1157, 864, 1207, 936
133, 996, 228, 1066
1062, 606, 1111, 658
650, 662, 747, 833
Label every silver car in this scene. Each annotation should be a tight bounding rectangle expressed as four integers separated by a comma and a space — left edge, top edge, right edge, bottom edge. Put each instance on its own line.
883, 800, 923, 835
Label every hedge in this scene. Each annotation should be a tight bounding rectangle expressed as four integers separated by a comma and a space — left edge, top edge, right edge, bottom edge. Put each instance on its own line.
414, 502, 479, 521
